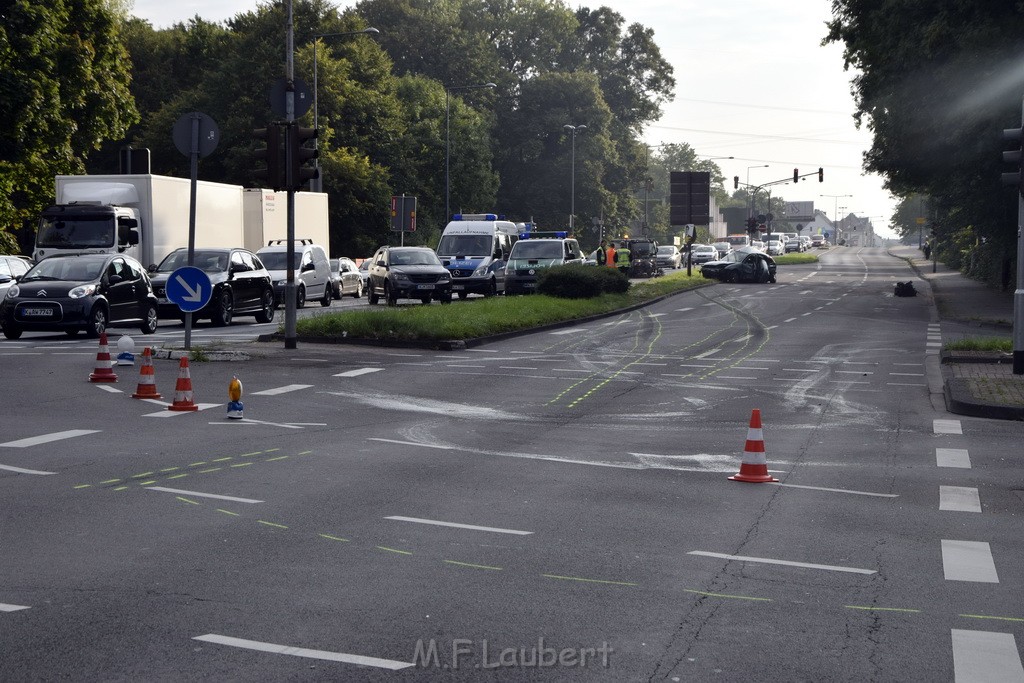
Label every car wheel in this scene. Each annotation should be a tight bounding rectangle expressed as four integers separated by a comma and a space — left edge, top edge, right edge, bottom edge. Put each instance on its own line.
458, 292, 469, 300
320, 283, 332, 307
296, 286, 306, 309
140, 304, 158, 334
439, 294, 452, 304
65, 329, 79, 337
3, 325, 23, 340
368, 283, 379, 305
484, 279, 496, 297
352, 281, 363, 299
212, 290, 233, 327
254, 289, 275, 323
86, 305, 107, 338
420, 296, 432, 305
384, 282, 397, 306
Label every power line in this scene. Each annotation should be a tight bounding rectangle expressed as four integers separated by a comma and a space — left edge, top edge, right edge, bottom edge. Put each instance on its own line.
676, 97, 851, 116
648, 124, 863, 145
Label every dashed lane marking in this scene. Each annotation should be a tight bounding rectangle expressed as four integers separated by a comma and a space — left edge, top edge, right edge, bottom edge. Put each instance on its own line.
0, 429, 100, 448
144, 404, 220, 417
0, 464, 56, 475
0, 603, 30, 612
951, 630, 1024, 682
934, 419, 963, 435
772, 483, 898, 498
942, 540, 999, 583
333, 368, 383, 378
385, 516, 533, 535
940, 486, 982, 513
146, 487, 264, 504
937, 448, 972, 469
250, 384, 314, 396
688, 551, 876, 575
191, 634, 413, 671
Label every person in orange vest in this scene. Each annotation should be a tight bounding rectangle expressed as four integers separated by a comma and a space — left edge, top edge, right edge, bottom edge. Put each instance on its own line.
605, 241, 617, 268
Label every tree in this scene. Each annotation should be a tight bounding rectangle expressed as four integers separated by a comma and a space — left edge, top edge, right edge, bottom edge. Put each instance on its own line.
0, 0, 138, 253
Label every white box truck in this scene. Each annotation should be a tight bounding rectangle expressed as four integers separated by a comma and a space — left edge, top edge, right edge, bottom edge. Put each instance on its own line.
34, 174, 246, 267
241, 188, 329, 253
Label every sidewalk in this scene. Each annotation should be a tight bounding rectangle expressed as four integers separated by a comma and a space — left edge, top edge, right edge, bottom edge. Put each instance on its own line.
888, 244, 1023, 420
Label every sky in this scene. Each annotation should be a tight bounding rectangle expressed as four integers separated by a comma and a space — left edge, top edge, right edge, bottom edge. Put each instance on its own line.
130, 0, 898, 238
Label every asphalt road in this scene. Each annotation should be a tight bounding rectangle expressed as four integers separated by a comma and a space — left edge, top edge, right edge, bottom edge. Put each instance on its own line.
2, 247, 1022, 681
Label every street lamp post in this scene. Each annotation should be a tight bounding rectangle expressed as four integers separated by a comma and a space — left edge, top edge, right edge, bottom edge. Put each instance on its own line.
563, 124, 587, 231
746, 164, 769, 217
311, 27, 380, 192
445, 82, 497, 221
820, 193, 852, 242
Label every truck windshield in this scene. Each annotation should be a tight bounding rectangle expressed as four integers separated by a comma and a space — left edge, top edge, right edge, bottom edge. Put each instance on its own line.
36, 216, 114, 249
436, 234, 493, 256
511, 241, 563, 259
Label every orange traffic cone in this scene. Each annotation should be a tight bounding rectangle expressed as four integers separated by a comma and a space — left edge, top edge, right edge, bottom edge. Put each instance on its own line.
131, 347, 162, 399
167, 356, 199, 411
88, 332, 118, 383
729, 409, 779, 483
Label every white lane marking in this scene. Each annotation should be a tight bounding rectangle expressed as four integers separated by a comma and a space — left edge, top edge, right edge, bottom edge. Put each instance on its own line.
549, 329, 578, 335
192, 634, 413, 670
688, 551, 875, 575
801, 312, 813, 317
716, 376, 759, 380
677, 363, 715, 368
450, 364, 486, 368
836, 370, 873, 375
144, 404, 220, 417
934, 419, 963, 434
370, 438, 455, 450
499, 366, 536, 370
772, 483, 898, 498
729, 334, 752, 343
384, 516, 532, 535
800, 290, 813, 294
951, 630, 1024, 683
693, 349, 722, 359
937, 448, 972, 468
0, 464, 56, 475
942, 540, 999, 583
250, 384, 314, 396
676, 307, 694, 312
146, 487, 264, 503
333, 368, 383, 378
926, 342, 943, 347
95, 385, 122, 393
783, 317, 797, 323
0, 603, 30, 612
887, 383, 926, 387
207, 419, 311, 429
372, 438, 644, 470
648, 313, 667, 317
0, 429, 100, 448
889, 372, 924, 376
940, 486, 982, 513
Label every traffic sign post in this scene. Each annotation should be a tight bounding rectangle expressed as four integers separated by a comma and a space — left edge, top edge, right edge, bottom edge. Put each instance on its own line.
669, 171, 711, 226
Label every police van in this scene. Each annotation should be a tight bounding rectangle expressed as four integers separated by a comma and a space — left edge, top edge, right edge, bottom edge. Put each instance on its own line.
504, 230, 583, 294
435, 213, 519, 298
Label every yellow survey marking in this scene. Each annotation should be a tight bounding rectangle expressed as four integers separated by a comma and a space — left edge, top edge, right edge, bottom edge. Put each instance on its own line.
197, 467, 221, 474
319, 534, 350, 542
258, 520, 288, 529
73, 484, 92, 490
216, 509, 240, 517
239, 452, 261, 457
100, 478, 121, 484
230, 462, 253, 468
176, 496, 200, 505
684, 589, 772, 602
159, 467, 179, 472
298, 450, 313, 456
542, 574, 637, 587
132, 472, 154, 478
959, 614, 1024, 623
264, 448, 280, 453
445, 560, 502, 571
265, 456, 289, 462
137, 480, 157, 486
845, 605, 922, 613
167, 473, 188, 480
212, 457, 233, 463
377, 546, 413, 555
188, 461, 207, 467
113, 486, 128, 491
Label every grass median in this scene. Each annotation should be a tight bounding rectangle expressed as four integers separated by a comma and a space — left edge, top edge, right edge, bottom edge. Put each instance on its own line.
294, 268, 712, 342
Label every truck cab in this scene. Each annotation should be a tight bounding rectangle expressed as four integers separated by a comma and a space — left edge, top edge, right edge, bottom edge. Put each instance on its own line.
35, 202, 140, 263
435, 213, 519, 298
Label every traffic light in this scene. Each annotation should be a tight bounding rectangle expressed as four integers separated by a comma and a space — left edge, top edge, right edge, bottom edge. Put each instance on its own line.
733, 176, 739, 190
793, 168, 799, 183
818, 167, 824, 182
745, 216, 758, 230
253, 124, 285, 190
1001, 123, 1023, 194
288, 125, 319, 190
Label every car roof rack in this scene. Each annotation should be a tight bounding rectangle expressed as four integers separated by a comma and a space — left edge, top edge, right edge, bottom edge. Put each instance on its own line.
266, 238, 313, 246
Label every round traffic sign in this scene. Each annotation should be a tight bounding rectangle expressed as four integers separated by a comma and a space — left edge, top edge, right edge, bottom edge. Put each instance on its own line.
166, 266, 213, 313
172, 111, 220, 158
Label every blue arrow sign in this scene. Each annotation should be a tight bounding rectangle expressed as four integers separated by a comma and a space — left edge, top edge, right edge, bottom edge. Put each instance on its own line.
166, 266, 212, 313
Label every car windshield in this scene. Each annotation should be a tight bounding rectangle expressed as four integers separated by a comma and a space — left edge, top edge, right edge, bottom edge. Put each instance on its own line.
695, 245, 714, 252
436, 234, 493, 257
657, 246, 675, 254
511, 241, 564, 259
25, 257, 104, 281
390, 250, 440, 266
631, 242, 656, 255
257, 251, 300, 270
156, 250, 227, 273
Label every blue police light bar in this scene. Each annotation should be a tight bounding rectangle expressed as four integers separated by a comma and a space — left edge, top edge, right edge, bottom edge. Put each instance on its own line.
519, 230, 568, 240
452, 213, 498, 221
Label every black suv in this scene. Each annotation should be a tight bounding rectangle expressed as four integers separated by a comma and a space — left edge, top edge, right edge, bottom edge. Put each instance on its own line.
367, 246, 453, 305
149, 248, 275, 326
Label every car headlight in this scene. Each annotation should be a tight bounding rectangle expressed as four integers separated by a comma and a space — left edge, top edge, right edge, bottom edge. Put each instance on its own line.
392, 271, 410, 282
437, 272, 451, 283
276, 279, 288, 286
471, 264, 488, 277
6, 285, 20, 298
69, 284, 97, 299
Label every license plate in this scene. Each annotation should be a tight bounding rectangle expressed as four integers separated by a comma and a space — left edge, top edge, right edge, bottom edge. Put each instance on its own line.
22, 307, 51, 317
524, 282, 536, 288
452, 284, 464, 291
416, 284, 435, 290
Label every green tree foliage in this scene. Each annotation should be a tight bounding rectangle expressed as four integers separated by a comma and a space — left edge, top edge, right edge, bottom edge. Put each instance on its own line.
825, 0, 1024, 286
0, 0, 138, 253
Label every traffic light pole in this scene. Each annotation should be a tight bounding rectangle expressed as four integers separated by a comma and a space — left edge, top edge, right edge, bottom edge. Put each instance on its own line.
1001, 97, 1024, 374
284, 1, 297, 349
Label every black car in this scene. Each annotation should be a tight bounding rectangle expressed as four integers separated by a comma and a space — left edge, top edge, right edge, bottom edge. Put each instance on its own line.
367, 246, 452, 305
700, 247, 777, 283
149, 248, 275, 326
1, 253, 158, 339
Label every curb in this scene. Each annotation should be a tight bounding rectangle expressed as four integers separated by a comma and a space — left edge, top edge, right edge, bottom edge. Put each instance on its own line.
940, 351, 1015, 365
943, 378, 1024, 421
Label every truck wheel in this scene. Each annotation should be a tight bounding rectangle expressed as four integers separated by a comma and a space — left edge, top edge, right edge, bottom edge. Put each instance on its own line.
140, 304, 158, 334
212, 291, 233, 327
320, 283, 332, 307
254, 290, 275, 323
86, 306, 108, 338
2, 325, 22, 340
296, 286, 306, 309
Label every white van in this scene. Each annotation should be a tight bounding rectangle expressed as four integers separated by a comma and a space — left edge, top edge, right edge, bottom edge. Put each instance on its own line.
435, 213, 519, 298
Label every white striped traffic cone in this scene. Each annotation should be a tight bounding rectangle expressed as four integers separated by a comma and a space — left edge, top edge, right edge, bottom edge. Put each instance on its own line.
88, 332, 118, 383
131, 347, 161, 399
728, 409, 778, 483
167, 356, 198, 411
